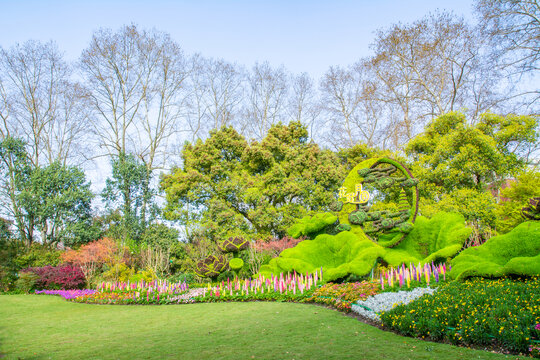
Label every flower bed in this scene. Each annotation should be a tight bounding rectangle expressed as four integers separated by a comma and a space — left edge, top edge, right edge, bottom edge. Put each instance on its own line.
189, 271, 322, 304
35, 289, 96, 299
380, 277, 540, 355
306, 281, 381, 312
352, 287, 436, 321
71, 279, 190, 304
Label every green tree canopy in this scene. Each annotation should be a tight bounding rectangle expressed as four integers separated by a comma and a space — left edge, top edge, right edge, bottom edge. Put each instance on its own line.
161, 122, 345, 241
405, 112, 539, 228
102, 153, 157, 243
0, 137, 95, 247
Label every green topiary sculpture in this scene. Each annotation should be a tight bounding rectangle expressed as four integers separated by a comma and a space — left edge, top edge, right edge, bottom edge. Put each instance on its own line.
449, 221, 540, 280
287, 212, 338, 239
219, 236, 249, 253
259, 212, 471, 282
522, 197, 540, 220
195, 254, 228, 278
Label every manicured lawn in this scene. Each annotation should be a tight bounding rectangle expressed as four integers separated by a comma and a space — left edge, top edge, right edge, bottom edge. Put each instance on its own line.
0, 295, 522, 359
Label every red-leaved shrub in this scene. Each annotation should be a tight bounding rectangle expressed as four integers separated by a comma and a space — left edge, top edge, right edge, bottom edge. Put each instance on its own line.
23, 264, 86, 290
252, 236, 304, 257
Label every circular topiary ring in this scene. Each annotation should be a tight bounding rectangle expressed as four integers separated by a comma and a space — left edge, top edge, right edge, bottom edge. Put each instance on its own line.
360, 158, 419, 247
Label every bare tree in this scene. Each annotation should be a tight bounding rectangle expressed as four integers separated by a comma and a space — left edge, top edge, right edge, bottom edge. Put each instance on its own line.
288, 72, 323, 142
183, 55, 243, 141
319, 64, 392, 149
0, 41, 88, 167
476, 0, 540, 105
369, 12, 505, 142
242, 62, 288, 140
81, 25, 189, 227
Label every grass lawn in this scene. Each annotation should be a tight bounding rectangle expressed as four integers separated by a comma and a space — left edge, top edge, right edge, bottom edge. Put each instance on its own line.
0, 295, 523, 360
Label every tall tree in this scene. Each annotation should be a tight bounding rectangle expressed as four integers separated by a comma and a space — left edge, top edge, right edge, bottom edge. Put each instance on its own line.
161, 122, 344, 241
368, 11, 504, 145
81, 25, 189, 227
0, 137, 95, 246
0, 40, 90, 167
476, 0, 540, 105
242, 62, 288, 140
406, 112, 539, 228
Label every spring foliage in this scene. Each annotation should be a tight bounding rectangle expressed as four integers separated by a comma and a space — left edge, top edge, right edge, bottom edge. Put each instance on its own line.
161, 122, 344, 241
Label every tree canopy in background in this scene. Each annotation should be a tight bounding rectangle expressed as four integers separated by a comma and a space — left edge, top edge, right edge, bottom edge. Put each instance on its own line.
161, 122, 344, 242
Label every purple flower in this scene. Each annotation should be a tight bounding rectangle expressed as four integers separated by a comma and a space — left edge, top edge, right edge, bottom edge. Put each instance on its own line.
35, 289, 96, 300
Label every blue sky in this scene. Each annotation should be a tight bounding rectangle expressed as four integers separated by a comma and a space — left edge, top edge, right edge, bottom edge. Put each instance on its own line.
0, 0, 475, 78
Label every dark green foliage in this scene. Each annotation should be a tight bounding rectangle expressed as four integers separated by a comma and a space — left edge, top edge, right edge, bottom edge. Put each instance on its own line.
195, 254, 228, 278
219, 236, 249, 253
13, 244, 62, 269
14, 272, 40, 293
102, 152, 156, 242
449, 221, 540, 280
0, 137, 95, 246
161, 122, 344, 241
329, 201, 343, 212
522, 197, 540, 220
335, 223, 351, 232
140, 223, 179, 251
287, 212, 337, 238
348, 210, 368, 225
381, 277, 540, 354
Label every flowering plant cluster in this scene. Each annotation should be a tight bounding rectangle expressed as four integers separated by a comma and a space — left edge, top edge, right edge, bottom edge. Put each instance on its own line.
378, 262, 449, 291
35, 289, 96, 299
193, 270, 322, 304
23, 265, 86, 289
306, 281, 381, 312
71, 279, 189, 305
380, 277, 540, 355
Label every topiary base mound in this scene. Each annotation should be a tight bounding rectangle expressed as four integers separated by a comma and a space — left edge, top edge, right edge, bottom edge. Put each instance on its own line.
259, 212, 471, 282
449, 221, 540, 280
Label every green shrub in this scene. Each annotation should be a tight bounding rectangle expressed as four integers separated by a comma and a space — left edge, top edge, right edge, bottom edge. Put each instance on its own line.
101, 263, 135, 282
380, 277, 540, 355
449, 221, 540, 280
166, 272, 196, 284
13, 244, 61, 269
14, 272, 40, 293
128, 268, 156, 283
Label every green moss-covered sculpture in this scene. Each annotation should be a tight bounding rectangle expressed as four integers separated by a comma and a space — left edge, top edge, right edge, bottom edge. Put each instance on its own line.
259, 212, 471, 281
287, 212, 337, 238
522, 197, 540, 220
259, 230, 385, 282
229, 258, 244, 271
337, 157, 419, 247
219, 236, 249, 253
195, 254, 228, 278
449, 221, 540, 280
